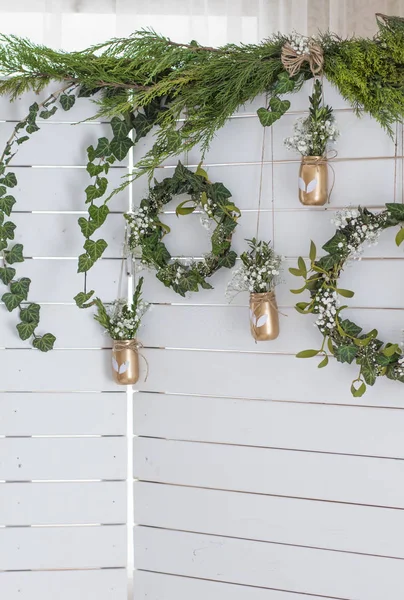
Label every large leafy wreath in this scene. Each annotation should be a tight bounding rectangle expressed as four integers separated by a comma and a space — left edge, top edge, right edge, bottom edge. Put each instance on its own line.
125, 162, 240, 296
291, 203, 404, 397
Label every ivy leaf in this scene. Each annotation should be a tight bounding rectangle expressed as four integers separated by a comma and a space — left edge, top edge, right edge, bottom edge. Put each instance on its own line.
209, 182, 232, 203
96, 177, 108, 196
110, 116, 131, 139
77, 253, 94, 273
386, 203, 404, 223
88, 204, 109, 228
335, 344, 358, 364
351, 380, 366, 397
1, 172, 17, 188
339, 319, 362, 338
269, 96, 290, 115
1, 291, 24, 312
275, 71, 296, 94
0, 195, 16, 216
33, 333, 56, 352
84, 238, 108, 261
132, 112, 154, 141
85, 184, 102, 203
16, 321, 37, 340
74, 290, 95, 309
0, 185, 7, 197
39, 106, 58, 119
257, 107, 281, 127
92, 137, 110, 159
361, 358, 377, 386
10, 277, 30, 300
0, 266, 15, 285
110, 136, 134, 161
1, 221, 16, 240
296, 349, 319, 358
78, 217, 97, 238
26, 123, 39, 134
60, 94, 76, 111
86, 162, 104, 177
4, 243, 24, 264
216, 250, 237, 269
16, 136, 30, 145
396, 228, 404, 247
322, 232, 347, 254
20, 302, 40, 323
317, 254, 340, 270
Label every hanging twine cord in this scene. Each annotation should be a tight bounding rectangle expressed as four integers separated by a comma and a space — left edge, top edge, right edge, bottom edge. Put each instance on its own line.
251, 290, 287, 318
281, 40, 324, 77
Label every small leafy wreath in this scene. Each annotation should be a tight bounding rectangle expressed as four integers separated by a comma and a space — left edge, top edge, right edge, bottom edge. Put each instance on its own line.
291, 203, 404, 397
125, 162, 240, 296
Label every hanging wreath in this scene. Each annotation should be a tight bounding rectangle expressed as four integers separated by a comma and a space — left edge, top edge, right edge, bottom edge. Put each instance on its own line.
124, 162, 240, 296
290, 203, 404, 397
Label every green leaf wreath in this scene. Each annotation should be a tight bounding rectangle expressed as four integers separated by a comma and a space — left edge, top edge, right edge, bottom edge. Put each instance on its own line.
124, 162, 240, 296
290, 204, 404, 397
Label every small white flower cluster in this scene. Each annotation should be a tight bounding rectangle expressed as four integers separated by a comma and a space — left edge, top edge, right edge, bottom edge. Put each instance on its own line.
284, 116, 339, 156
204, 197, 216, 218
126, 207, 157, 247
331, 209, 387, 260
288, 32, 310, 55
313, 289, 339, 333
174, 264, 185, 285
109, 298, 149, 339
242, 262, 281, 293
395, 356, 404, 378
226, 241, 282, 299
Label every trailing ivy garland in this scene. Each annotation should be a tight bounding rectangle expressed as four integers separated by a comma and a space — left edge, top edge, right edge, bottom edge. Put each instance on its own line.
124, 162, 240, 296
290, 203, 404, 397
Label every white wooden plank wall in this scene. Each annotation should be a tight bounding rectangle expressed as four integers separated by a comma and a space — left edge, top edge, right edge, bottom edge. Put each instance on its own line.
132, 79, 404, 600
0, 91, 129, 599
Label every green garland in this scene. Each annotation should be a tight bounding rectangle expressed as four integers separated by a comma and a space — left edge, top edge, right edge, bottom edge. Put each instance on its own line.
291, 204, 404, 397
124, 162, 240, 296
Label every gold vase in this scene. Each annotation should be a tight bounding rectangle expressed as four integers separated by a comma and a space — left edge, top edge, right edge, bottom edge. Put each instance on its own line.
249, 291, 279, 342
111, 339, 139, 385
298, 155, 328, 206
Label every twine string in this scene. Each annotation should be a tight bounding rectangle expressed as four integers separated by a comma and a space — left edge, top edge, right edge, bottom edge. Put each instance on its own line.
255, 101, 267, 240
281, 40, 324, 77
113, 338, 149, 381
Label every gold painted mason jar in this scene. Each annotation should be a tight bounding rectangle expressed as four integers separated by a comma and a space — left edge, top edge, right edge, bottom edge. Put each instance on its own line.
111, 339, 139, 385
298, 155, 328, 206
249, 291, 279, 342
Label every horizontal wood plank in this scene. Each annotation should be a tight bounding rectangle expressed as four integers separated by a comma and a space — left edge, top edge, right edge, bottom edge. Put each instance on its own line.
0, 437, 126, 480
0, 524, 126, 569
0, 392, 125, 435
133, 393, 404, 458
133, 437, 404, 507
134, 526, 404, 599
133, 570, 335, 600
134, 482, 404, 558
1, 481, 126, 524
0, 569, 126, 600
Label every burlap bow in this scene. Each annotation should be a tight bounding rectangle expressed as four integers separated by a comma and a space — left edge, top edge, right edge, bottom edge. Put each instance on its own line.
281, 40, 324, 77
114, 338, 149, 381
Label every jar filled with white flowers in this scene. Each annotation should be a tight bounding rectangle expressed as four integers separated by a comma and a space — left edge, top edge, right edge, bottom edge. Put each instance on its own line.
284, 79, 339, 206
226, 239, 283, 341
94, 277, 149, 385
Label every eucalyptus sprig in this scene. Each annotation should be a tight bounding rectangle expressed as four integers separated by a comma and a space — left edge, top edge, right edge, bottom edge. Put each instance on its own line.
291, 204, 404, 396
0, 83, 76, 350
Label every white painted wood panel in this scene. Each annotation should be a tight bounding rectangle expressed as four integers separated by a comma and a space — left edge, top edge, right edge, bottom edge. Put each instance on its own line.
1, 481, 126, 524
12, 213, 124, 257
133, 437, 404, 508
133, 393, 404, 458
14, 166, 128, 211
134, 482, 404, 558
0, 122, 128, 166
0, 525, 126, 569
0, 349, 123, 391
0, 393, 125, 435
136, 348, 404, 407
133, 527, 404, 600
133, 571, 335, 600
0, 437, 126, 480
0, 569, 127, 600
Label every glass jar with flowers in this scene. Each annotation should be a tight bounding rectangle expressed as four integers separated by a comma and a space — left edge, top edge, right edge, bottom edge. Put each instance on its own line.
94, 277, 149, 385
226, 239, 283, 341
284, 79, 339, 205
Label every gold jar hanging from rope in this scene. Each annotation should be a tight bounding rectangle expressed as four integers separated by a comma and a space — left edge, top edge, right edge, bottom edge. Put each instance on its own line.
249, 291, 280, 342
298, 156, 328, 206
111, 339, 140, 385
